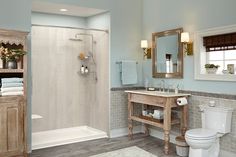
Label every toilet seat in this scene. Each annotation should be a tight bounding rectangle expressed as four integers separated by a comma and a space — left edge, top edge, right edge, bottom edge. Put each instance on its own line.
186, 128, 217, 140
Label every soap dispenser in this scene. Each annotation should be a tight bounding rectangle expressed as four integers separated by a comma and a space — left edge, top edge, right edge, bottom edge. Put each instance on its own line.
85, 66, 89, 74
80, 65, 85, 74
175, 84, 179, 94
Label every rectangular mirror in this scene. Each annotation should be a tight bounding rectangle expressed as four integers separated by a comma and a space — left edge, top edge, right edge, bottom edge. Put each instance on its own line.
152, 28, 183, 78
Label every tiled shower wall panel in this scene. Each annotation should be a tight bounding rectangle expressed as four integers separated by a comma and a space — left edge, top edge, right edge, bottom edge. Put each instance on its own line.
110, 89, 236, 154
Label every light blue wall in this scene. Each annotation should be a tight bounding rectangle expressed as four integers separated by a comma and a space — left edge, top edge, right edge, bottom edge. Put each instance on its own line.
0, 0, 31, 31
86, 12, 110, 30
34, 0, 144, 87
142, 0, 236, 94
32, 12, 87, 28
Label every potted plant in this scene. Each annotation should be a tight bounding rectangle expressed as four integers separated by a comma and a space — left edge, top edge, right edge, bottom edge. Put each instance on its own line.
205, 64, 220, 74
0, 46, 26, 69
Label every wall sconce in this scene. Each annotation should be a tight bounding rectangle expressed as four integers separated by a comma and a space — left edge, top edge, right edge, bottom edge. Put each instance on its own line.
181, 32, 193, 55
141, 40, 151, 59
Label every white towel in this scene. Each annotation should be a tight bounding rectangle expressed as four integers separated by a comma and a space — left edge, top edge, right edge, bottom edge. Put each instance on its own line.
1, 87, 24, 93
1, 91, 24, 96
1, 77, 23, 83
1, 82, 23, 88
121, 60, 138, 85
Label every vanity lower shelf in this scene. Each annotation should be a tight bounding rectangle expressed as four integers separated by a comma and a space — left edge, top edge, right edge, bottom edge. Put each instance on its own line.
130, 115, 180, 128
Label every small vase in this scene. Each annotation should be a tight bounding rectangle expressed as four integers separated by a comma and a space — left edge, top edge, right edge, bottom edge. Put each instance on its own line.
6, 60, 17, 69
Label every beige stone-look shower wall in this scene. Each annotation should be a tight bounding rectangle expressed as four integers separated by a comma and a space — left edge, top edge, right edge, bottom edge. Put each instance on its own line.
88, 30, 109, 132
31, 26, 109, 132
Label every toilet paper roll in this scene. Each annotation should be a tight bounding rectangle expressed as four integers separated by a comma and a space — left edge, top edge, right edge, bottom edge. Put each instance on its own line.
177, 97, 188, 106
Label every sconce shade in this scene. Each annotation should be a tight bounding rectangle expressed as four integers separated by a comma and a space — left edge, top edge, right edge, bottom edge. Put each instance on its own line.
181, 32, 190, 43
141, 40, 148, 48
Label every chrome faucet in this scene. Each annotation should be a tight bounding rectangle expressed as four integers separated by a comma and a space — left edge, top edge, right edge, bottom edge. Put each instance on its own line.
160, 80, 165, 92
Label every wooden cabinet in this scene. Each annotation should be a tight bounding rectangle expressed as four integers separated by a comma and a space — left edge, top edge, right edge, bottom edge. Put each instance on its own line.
0, 96, 26, 157
0, 29, 28, 157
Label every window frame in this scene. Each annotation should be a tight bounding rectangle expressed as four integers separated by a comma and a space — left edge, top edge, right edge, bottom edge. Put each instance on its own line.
194, 24, 236, 81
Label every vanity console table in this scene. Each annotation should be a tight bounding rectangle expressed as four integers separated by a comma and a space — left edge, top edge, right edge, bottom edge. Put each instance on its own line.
125, 90, 190, 155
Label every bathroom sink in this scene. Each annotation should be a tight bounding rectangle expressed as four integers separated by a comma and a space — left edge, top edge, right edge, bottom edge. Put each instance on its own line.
125, 90, 190, 97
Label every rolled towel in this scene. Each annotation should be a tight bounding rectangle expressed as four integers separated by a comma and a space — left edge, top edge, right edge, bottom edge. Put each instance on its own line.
1, 87, 24, 93
1, 82, 23, 88
177, 97, 188, 106
1, 78, 23, 83
1, 91, 24, 96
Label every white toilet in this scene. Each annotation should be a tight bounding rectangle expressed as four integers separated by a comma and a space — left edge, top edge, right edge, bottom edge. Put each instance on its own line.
185, 105, 233, 157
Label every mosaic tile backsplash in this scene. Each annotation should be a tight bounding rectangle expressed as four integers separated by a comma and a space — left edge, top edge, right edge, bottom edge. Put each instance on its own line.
110, 88, 236, 154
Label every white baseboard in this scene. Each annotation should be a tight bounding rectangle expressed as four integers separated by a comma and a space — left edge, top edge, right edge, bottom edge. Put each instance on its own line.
109, 126, 143, 138
109, 125, 236, 157
148, 128, 178, 144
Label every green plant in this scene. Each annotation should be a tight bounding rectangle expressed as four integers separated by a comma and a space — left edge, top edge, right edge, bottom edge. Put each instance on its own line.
205, 64, 220, 69
0, 46, 26, 62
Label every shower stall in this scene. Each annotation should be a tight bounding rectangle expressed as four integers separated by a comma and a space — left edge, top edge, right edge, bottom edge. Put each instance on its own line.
31, 25, 109, 150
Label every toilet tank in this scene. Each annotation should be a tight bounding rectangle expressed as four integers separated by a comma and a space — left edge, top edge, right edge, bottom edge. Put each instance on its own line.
202, 106, 233, 134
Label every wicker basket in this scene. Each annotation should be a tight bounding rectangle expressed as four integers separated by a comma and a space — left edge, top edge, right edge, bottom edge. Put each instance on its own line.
175, 136, 189, 157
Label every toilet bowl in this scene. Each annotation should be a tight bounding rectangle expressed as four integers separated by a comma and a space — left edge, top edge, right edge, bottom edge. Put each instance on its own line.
185, 128, 219, 157
185, 105, 233, 157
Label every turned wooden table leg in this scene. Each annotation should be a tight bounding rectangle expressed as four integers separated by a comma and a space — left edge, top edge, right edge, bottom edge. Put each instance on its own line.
163, 98, 171, 155
164, 130, 170, 154
128, 93, 133, 139
128, 119, 133, 139
144, 124, 149, 136
181, 104, 188, 136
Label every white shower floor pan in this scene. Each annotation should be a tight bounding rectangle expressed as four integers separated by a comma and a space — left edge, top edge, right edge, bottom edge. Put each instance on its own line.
32, 126, 108, 150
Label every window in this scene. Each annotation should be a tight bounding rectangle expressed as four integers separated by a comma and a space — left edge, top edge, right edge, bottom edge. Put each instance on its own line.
207, 50, 236, 74
203, 32, 236, 74
194, 24, 236, 81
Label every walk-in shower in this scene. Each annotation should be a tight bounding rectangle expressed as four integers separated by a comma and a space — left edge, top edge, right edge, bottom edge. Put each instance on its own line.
31, 25, 109, 150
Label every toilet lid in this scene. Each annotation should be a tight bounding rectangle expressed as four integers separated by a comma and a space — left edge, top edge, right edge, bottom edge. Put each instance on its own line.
186, 128, 217, 139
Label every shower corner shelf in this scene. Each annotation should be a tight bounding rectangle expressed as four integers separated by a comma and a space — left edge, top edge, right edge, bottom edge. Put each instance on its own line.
32, 114, 43, 120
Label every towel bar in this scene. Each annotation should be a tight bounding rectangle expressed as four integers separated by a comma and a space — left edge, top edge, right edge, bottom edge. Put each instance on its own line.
116, 61, 138, 64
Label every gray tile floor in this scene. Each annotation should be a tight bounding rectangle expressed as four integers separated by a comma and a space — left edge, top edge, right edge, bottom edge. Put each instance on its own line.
30, 134, 179, 157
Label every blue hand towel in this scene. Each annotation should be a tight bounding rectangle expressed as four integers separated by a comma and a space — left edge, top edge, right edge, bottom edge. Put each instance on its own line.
121, 60, 138, 85
1, 78, 23, 83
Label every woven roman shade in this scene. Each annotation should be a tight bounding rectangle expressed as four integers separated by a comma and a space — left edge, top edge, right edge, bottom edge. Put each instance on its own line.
203, 32, 236, 52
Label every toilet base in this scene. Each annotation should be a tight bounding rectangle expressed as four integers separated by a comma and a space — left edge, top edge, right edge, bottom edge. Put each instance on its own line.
189, 148, 208, 157
188, 138, 219, 157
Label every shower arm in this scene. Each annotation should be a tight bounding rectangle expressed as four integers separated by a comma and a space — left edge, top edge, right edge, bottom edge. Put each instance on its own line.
75, 33, 94, 54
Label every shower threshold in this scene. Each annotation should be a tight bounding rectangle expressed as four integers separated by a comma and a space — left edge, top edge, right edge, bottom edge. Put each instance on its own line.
32, 126, 108, 150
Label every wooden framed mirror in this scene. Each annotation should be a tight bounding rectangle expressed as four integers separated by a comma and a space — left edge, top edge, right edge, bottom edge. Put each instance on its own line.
152, 28, 183, 78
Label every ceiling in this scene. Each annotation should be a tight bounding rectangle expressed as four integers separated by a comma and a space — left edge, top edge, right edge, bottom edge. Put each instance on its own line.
32, 1, 107, 17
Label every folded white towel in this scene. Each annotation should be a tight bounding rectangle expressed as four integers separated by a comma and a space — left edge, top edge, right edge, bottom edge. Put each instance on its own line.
1, 91, 24, 96
1, 77, 23, 83
1, 87, 24, 93
1, 82, 23, 88
121, 60, 138, 85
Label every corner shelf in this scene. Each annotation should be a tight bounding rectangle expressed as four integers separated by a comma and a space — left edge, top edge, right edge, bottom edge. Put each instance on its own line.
0, 68, 24, 73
